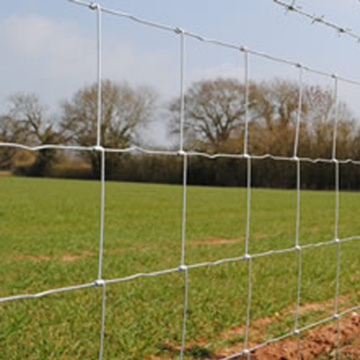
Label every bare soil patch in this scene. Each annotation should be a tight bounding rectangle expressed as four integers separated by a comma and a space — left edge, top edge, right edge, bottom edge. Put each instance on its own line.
242, 312, 360, 360
218, 295, 358, 359
14, 254, 52, 262
60, 251, 92, 262
150, 296, 359, 360
189, 238, 241, 246
14, 250, 92, 262
188, 234, 271, 246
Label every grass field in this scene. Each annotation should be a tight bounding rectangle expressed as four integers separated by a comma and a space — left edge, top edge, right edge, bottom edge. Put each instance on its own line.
0, 176, 359, 359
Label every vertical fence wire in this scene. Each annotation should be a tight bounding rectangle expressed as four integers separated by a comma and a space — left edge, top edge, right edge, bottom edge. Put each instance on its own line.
295, 250, 303, 360
242, 48, 253, 357
332, 76, 339, 162
332, 75, 341, 360
243, 49, 251, 257
99, 284, 106, 360
179, 30, 186, 153
181, 155, 188, 266
293, 65, 303, 158
244, 154, 251, 256
293, 65, 304, 359
94, 5, 106, 360
97, 148, 106, 360
334, 163, 341, 360
180, 268, 189, 360
96, 4, 103, 148
178, 28, 189, 360
244, 257, 252, 359
98, 148, 106, 280
243, 48, 250, 156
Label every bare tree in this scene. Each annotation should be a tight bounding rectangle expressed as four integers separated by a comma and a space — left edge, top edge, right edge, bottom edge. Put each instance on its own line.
236, 79, 355, 157
301, 85, 356, 158
169, 77, 357, 158
169, 78, 258, 152
61, 79, 157, 175
248, 79, 303, 155
61, 79, 156, 148
1, 93, 63, 173
0, 115, 25, 170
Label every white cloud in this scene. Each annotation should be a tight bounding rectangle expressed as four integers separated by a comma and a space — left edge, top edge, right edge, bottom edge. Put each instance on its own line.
1, 14, 97, 76
0, 13, 180, 111
0, 14, 96, 109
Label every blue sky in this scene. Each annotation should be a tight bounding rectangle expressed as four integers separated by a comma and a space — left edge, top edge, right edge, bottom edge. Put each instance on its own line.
2, 0, 360, 142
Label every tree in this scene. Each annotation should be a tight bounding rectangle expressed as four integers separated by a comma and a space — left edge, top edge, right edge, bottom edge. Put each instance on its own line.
301, 85, 356, 159
1, 93, 63, 173
248, 80, 357, 157
61, 79, 156, 148
169, 78, 258, 152
171, 77, 357, 158
61, 79, 157, 175
245, 79, 302, 155
0, 115, 24, 170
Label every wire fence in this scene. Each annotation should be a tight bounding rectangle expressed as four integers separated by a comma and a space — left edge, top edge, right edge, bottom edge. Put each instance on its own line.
1, 1, 360, 359
273, 0, 360, 44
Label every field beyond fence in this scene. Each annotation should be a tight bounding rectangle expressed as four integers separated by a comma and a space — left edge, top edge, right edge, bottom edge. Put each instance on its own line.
0, 177, 359, 359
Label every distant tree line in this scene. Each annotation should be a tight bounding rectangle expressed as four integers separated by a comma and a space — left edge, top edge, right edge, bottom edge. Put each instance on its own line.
1, 77, 360, 189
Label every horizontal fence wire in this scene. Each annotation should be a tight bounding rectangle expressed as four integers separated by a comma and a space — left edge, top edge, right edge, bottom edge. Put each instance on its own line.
67, 0, 360, 86
3, 142, 360, 165
0, 1, 359, 359
1, 235, 359, 305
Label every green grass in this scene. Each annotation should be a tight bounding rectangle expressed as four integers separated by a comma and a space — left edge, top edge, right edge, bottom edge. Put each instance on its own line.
0, 177, 359, 359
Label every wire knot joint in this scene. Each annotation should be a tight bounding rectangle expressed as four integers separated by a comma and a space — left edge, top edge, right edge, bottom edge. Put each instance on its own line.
174, 27, 184, 35
94, 279, 105, 287
89, 2, 100, 10
93, 145, 105, 152
312, 16, 324, 25
178, 264, 188, 272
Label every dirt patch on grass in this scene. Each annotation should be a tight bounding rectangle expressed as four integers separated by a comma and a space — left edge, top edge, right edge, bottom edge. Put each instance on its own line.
14, 254, 53, 262
13, 246, 145, 263
60, 251, 92, 262
0, 171, 12, 177
189, 238, 241, 246
164, 312, 360, 360
218, 295, 357, 359
241, 312, 360, 360
14, 250, 92, 262
188, 234, 270, 246
151, 295, 359, 360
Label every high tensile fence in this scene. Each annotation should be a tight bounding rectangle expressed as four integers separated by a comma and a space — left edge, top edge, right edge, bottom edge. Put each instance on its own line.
1, 1, 360, 359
